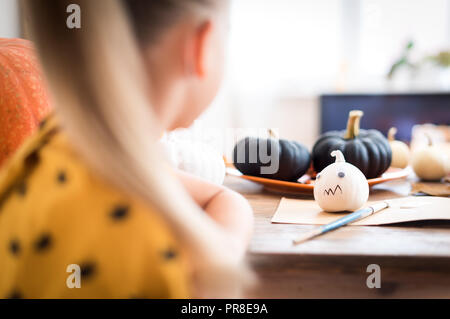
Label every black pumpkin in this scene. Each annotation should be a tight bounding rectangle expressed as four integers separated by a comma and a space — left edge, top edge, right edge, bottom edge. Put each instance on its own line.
233, 132, 311, 182
312, 110, 392, 179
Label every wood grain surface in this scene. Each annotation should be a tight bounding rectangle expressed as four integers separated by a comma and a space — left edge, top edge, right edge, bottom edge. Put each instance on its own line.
224, 176, 450, 298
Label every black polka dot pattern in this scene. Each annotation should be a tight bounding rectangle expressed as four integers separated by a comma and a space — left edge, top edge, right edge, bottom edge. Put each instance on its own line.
0, 117, 190, 298
16, 182, 26, 196
163, 249, 177, 260
110, 205, 130, 221
80, 262, 96, 279
57, 171, 67, 184
24, 151, 40, 167
34, 233, 52, 252
9, 239, 20, 256
6, 290, 22, 299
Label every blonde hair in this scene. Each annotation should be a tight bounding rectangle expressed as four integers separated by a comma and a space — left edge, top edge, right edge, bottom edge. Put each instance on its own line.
20, 0, 252, 297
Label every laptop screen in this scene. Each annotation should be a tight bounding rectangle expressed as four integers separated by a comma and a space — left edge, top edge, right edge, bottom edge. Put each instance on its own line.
320, 93, 450, 142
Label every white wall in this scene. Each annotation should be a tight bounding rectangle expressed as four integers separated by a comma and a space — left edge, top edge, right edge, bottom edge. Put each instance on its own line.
0, 0, 20, 38
201, 0, 450, 156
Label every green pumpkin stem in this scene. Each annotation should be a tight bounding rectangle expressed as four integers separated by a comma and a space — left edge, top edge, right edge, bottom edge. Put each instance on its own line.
344, 110, 364, 139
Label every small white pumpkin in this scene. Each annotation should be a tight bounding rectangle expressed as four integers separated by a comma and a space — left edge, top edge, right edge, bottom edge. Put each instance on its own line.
411, 135, 450, 181
314, 150, 369, 212
388, 127, 410, 169
161, 133, 225, 185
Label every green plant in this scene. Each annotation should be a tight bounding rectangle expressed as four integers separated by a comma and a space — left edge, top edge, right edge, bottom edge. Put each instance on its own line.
426, 51, 450, 68
387, 40, 450, 79
387, 40, 416, 79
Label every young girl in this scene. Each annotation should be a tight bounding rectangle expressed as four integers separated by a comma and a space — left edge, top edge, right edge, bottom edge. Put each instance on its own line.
0, 0, 253, 298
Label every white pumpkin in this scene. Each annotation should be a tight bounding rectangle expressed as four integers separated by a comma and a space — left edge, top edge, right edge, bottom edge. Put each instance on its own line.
388, 127, 410, 169
161, 136, 226, 185
314, 150, 369, 212
411, 136, 450, 181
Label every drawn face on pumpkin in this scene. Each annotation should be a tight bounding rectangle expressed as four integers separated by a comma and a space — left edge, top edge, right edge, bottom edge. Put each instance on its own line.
314, 150, 369, 212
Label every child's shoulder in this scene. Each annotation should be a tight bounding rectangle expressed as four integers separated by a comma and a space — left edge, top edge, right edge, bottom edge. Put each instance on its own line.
0, 114, 176, 239
0, 115, 190, 298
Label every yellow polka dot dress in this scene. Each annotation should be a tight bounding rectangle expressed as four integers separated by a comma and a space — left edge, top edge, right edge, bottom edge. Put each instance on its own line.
0, 115, 190, 299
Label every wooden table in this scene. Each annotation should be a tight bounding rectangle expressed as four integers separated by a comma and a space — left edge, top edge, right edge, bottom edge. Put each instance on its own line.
224, 176, 450, 298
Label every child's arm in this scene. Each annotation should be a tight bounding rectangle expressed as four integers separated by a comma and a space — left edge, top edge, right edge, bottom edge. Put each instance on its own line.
175, 170, 254, 249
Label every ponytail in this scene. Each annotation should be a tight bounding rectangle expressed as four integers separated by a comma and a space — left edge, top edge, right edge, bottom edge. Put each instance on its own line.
20, 0, 253, 297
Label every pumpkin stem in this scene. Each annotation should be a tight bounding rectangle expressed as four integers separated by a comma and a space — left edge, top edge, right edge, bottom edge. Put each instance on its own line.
268, 128, 279, 139
424, 132, 433, 146
344, 110, 364, 139
388, 127, 397, 141
331, 150, 346, 163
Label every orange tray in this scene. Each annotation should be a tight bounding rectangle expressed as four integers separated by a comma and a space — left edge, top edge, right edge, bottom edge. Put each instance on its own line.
226, 166, 410, 195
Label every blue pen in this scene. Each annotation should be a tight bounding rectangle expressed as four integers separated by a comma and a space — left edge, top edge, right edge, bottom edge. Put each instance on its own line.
292, 201, 390, 245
